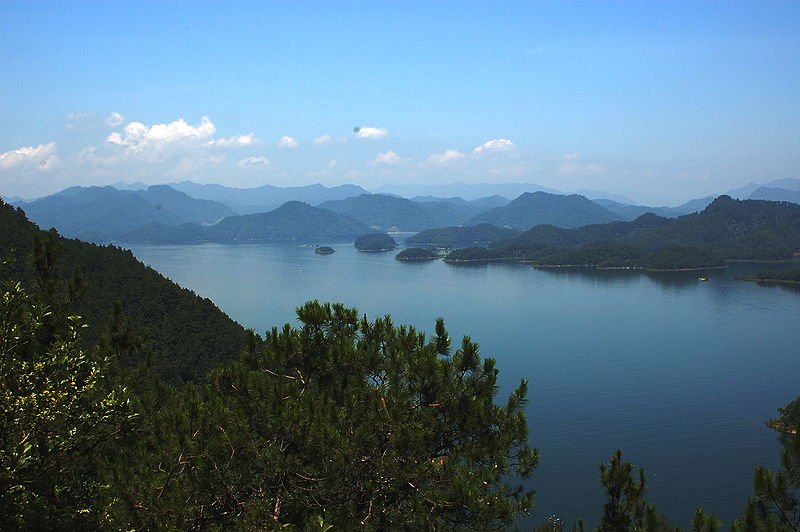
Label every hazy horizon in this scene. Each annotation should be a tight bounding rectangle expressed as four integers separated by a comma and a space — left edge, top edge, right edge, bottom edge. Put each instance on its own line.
2, 1, 799, 205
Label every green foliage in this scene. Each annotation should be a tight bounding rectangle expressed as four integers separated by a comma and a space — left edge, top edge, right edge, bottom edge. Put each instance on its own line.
743, 269, 800, 284
0, 199, 252, 382
732, 395, 800, 531
0, 266, 133, 529
110, 302, 537, 529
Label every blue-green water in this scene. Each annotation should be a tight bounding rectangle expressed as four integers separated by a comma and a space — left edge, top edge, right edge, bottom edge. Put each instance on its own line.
126, 241, 800, 527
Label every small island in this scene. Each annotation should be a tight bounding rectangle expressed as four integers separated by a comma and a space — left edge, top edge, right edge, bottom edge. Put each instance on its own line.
739, 269, 800, 285
315, 246, 336, 255
354, 232, 397, 252
395, 247, 439, 261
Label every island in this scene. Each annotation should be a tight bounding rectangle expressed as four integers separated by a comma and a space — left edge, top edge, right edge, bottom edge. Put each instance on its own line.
739, 269, 800, 285
315, 246, 336, 255
395, 247, 439, 261
354, 232, 397, 252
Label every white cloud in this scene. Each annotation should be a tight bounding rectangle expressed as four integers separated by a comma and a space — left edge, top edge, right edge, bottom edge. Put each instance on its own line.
214, 133, 260, 147
238, 156, 270, 168
105, 112, 124, 127
315, 134, 333, 145
0, 142, 59, 171
355, 126, 389, 140
427, 149, 466, 164
558, 153, 608, 176
374, 150, 401, 164
277, 135, 299, 149
65, 112, 98, 130
472, 138, 517, 155
106, 116, 216, 152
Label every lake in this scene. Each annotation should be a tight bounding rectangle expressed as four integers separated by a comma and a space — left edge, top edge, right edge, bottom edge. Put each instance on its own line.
125, 241, 800, 528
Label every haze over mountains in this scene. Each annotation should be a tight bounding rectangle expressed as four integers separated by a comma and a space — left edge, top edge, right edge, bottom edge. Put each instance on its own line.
4, 177, 799, 245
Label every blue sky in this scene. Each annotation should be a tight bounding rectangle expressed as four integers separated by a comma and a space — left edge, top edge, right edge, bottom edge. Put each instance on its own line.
1, 1, 798, 204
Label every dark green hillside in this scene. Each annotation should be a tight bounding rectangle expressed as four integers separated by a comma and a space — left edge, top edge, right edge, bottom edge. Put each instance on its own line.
628, 195, 800, 259
395, 247, 439, 261
446, 196, 800, 269
319, 194, 472, 231
466, 191, 621, 230
406, 223, 520, 248
490, 213, 670, 249
0, 200, 250, 382
354, 232, 397, 251
21, 185, 235, 242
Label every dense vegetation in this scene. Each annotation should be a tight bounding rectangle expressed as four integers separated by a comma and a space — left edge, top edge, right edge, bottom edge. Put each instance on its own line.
354, 232, 397, 251
395, 247, 440, 261
466, 191, 621, 230
122, 201, 371, 243
0, 200, 250, 381
406, 223, 520, 248
740, 269, 800, 284
2, 197, 799, 530
446, 197, 800, 269
20, 185, 235, 242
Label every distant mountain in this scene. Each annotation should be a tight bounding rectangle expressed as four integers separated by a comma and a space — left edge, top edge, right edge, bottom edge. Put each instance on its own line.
573, 189, 637, 204
748, 186, 800, 204
123, 201, 370, 243
171, 181, 369, 214
594, 196, 715, 221
20, 185, 235, 242
373, 181, 560, 201
466, 191, 621, 230
446, 196, 800, 268
727, 178, 800, 199
1, 199, 250, 382
318, 194, 475, 231
406, 223, 520, 248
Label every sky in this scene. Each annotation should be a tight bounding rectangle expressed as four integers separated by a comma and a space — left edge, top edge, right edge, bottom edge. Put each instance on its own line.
1, 1, 799, 205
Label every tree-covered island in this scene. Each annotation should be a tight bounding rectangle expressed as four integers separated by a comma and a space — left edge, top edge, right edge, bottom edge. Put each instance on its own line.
353, 232, 397, 251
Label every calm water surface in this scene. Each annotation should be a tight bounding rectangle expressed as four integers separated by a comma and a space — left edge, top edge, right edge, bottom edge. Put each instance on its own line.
126, 241, 800, 527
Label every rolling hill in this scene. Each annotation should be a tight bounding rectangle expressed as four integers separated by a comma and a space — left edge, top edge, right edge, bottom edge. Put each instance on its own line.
466, 191, 621, 229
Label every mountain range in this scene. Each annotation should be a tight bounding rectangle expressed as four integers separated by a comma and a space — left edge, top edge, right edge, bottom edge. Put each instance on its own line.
170, 181, 369, 214
20, 185, 235, 241
466, 191, 621, 229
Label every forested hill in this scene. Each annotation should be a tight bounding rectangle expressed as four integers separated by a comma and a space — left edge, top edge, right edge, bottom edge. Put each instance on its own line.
0, 199, 251, 382
446, 196, 800, 269
466, 191, 621, 229
20, 185, 235, 242
318, 193, 478, 231
406, 223, 521, 248
123, 201, 371, 243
